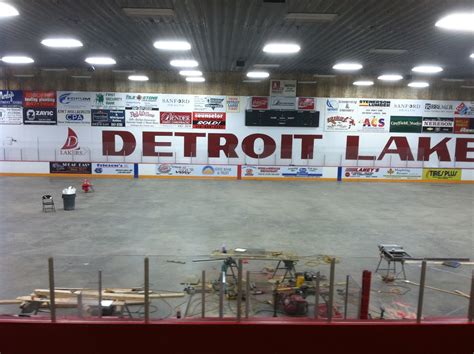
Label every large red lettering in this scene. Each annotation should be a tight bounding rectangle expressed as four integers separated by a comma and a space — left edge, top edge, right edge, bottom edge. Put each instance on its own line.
280, 135, 292, 159
242, 134, 276, 158
208, 133, 238, 158
378, 137, 414, 161
175, 132, 206, 157
455, 138, 474, 162
345, 136, 376, 160
143, 132, 173, 157
417, 137, 451, 161
102, 131, 136, 156
294, 135, 322, 159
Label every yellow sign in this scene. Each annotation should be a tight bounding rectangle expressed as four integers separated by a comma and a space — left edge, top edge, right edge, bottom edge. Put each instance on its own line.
422, 168, 462, 181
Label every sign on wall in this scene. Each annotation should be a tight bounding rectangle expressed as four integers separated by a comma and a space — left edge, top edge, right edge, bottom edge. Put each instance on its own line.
226, 96, 240, 113
160, 94, 193, 111
269, 96, 296, 110
57, 91, 92, 109
0, 107, 22, 125
298, 97, 315, 110
192, 112, 226, 129
125, 110, 160, 127
155, 164, 236, 177
194, 96, 226, 112
125, 93, 159, 110
93, 92, 125, 109
422, 117, 454, 133
242, 165, 324, 178
57, 109, 91, 125
325, 99, 358, 131
23, 91, 56, 108
454, 102, 474, 117
92, 163, 134, 175
50, 162, 92, 174
23, 107, 57, 125
251, 96, 269, 110
160, 112, 192, 128
422, 168, 462, 181
270, 80, 296, 96
0, 90, 23, 106
389, 116, 422, 133
454, 117, 474, 134
91, 109, 125, 127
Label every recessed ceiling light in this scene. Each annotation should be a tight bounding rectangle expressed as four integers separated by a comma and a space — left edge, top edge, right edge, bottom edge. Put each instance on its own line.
285, 13, 337, 22
179, 70, 202, 76
461, 85, 474, 89
1, 56, 34, 64
122, 8, 175, 17
369, 48, 407, 55
253, 63, 280, 68
378, 74, 403, 81
412, 65, 443, 73
154, 40, 191, 50
470, 53, 474, 59
85, 57, 116, 65
41, 38, 83, 48
353, 80, 374, 86
128, 75, 149, 81
247, 71, 270, 78
242, 79, 262, 83
0, 3, 19, 17
435, 13, 474, 32
333, 62, 363, 71
313, 74, 336, 78
170, 59, 198, 67
71, 75, 91, 79
41, 68, 67, 72
408, 81, 429, 88
14, 74, 34, 78
186, 77, 205, 82
263, 43, 300, 54
441, 78, 464, 82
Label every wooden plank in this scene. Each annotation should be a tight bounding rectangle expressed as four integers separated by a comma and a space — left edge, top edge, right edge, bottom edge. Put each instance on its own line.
0, 299, 23, 305
403, 280, 470, 299
33, 289, 184, 300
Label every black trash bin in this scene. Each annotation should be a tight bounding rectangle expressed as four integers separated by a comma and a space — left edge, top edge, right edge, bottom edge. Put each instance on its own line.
62, 193, 76, 210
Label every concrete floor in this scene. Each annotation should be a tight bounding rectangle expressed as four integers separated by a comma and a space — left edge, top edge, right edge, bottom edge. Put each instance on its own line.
0, 177, 472, 319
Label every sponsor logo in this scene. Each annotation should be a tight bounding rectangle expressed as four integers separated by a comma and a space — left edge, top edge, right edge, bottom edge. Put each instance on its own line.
193, 112, 226, 129
96, 93, 104, 105
393, 103, 422, 110
127, 94, 158, 102
158, 164, 171, 174
327, 116, 355, 129
362, 117, 385, 128
160, 112, 192, 125
424, 103, 453, 111
204, 97, 224, 110
244, 168, 254, 176
161, 97, 190, 104
226, 96, 240, 112
345, 168, 380, 178
251, 97, 269, 110
423, 168, 461, 181
359, 100, 390, 107
454, 117, 474, 134
422, 117, 454, 133
50, 162, 91, 174
389, 116, 422, 133
59, 93, 91, 105
0, 91, 15, 102
26, 109, 53, 119
326, 99, 339, 111
202, 165, 215, 175
129, 110, 155, 118
454, 102, 473, 115
65, 113, 84, 121
298, 97, 315, 110
60, 128, 87, 156
384, 168, 422, 179
282, 167, 323, 177
270, 96, 295, 109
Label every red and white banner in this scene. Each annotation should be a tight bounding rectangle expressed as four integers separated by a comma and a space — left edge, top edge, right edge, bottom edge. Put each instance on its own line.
23, 91, 56, 108
192, 112, 226, 129
298, 97, 315, 110
251, 96, 269, 110
160, 112, 192, 127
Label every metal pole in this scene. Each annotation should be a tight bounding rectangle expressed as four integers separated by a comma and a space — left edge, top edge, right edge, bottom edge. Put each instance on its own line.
144, 257, 150, 323
468, 270, 473, 322
327, 258, 335, 322
314, 272, 320, 319
237, 259, 243, 321
201, 270, 206, 318
98, 270, 102, 319
48, 257, 56, 322
416, 260, 427, 323
219, 271, 225, 318
37, 137, 40, 161
344, 275, 350, 319
359, 270, 371, 319
20, 148, 23, 161
245, 270, 250, 319
77, 291, 83, 318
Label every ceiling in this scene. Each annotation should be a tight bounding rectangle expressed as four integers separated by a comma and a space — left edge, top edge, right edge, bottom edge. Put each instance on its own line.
0, 0, 473, 79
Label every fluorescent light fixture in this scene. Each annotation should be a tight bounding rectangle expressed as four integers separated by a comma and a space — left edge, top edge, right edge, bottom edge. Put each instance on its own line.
441, 78, 464, 82
263, 43, 300, 54
298, 81, 317, 84
170, 59, 198, 67
408, 81, 429, 88
85, 57, 116, 65
378, 74, 403, 81
128, 75, 149, 81
41, 68, 67, 72
246, 71, 270, 78
154, 40, 191, 50
461, 85, 474, 89
253, 63, 280, 68
179, 70, 202, 76
333, 62, 362, 71
242, 79, 262, 83
353, 80, 374, 86
41, 38, 83, 48
412, 65, 443, 73
1, 56, 34, 64
14, 74, 34, 78
285, 13, 337, 22
0, 3, 19, 17
369, 48, 407, 55
435, 13, 474, 32
122, 7, 175, 17
470, 53, 474, 58
313, 74, 336, 78
186, 77, 205, 82
112, 69, 136, 73
71, 75, 91, 79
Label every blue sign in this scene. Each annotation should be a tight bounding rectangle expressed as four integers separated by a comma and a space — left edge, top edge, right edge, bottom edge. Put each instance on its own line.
0, 90, 23, 106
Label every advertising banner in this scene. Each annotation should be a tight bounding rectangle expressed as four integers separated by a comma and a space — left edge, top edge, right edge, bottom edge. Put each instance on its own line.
194, 96, 226, 112
423, 101, 455, 117
23, 108, 57, 125
192, 112, 226, 129
91, 109, 125, 127
226, 96, 240, 113
0, 90, 23, 106
357, 99, 390, 132
0, 107, 22, 125
155, 164, 236, 177
57, 109, 91, 125
92, 163, 134, 175
125, 93, 159, 110
298, 97, 315, 110
325, 99, 358, 131
391, 101, 423, 116
381, 168, 422, 180
160, 94, 193, 111
57, 91, 92, 109
160, 112, 192, 127
125, 110, 160, 127
423, 168, 462, 181
326, 115, 357, 131
23, 91, 56, 108
343, 167, 422, 180
93, 92, 125, 109
269, 96, 296, 110
454, 101, 474, 117
389, 116, 423, 133
241, 166, 323, 178
422, 117, 454, 133
251, 96, 269, 110
343, 167, 383, 179
49, 162, 92, 174
270, 80, 296, 96
454, 117, 474, 134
